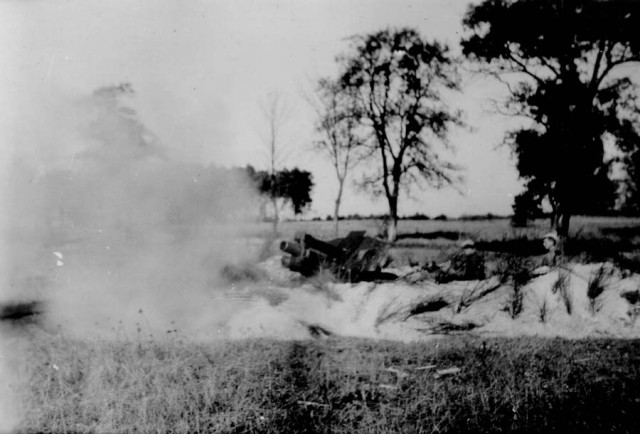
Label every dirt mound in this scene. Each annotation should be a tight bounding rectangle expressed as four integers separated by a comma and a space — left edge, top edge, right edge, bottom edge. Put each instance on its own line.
222, 259, 640, 341
29, 253, 640, 342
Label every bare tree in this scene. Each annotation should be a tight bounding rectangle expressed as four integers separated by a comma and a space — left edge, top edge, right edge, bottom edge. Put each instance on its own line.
307, 78, 362, 236
260, 92, 291, 234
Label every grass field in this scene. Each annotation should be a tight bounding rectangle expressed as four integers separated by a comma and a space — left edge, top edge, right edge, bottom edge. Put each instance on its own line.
245, 216, 640, 269
252, 216, 640, 242
17, 329, 640, 433
7, 216, 640, 433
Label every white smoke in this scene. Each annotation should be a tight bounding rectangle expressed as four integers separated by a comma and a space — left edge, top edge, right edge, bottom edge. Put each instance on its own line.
0, 84, 263, 428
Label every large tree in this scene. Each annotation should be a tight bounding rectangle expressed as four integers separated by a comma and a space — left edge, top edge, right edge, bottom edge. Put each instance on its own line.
462, 0, 640, 237
308, 78, 363, 236
337, 28, 463, 241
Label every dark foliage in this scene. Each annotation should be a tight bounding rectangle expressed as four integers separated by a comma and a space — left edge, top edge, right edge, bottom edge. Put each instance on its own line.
396, 230, 463, 241
462, 0, 640, 236
248, 166, 314, 215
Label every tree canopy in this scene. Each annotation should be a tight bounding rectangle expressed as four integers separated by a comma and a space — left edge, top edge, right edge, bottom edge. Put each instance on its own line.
248, 166, 314, 217
462, 0, 640, 235
336, 28, 463, 241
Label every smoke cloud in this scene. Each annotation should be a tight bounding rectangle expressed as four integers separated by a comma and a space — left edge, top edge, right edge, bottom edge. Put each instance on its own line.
3, 84, 264, 336
0, 83, 266, 427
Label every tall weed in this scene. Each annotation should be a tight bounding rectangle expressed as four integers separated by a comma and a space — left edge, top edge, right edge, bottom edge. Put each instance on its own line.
587, 265, 611, 315
553, 270, 573, 315
505, 285, 524, 319
538, 298, 549, 323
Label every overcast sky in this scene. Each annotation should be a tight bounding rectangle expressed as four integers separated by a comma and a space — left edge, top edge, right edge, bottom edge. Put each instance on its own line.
0, 0, 522, 219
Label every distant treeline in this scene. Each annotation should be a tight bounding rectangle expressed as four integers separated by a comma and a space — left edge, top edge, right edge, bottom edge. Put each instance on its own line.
303, 212, 511, 222
299, 211, 640, 224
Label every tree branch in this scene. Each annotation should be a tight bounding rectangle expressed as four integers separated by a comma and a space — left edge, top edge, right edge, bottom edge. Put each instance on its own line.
597, 42, 640, 89
589, 40, 607, 94
506, 49, 546, 86
538, 56, 560, 78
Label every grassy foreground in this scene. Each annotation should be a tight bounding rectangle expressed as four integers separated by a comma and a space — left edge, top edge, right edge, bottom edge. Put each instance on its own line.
18, 331, 640, 433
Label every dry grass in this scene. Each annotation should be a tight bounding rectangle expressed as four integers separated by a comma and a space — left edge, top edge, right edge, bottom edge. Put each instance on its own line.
538, 298, 550, 323
553, 270, 573, 315
20, 330, 284, 433
374, 295, 404, 328
505, 285, 525, 319
306, 267, 342, 302
16, 329, 640, 434
587, 265, 611, 315
12, 216, 640, 432
492, 255, 529, 319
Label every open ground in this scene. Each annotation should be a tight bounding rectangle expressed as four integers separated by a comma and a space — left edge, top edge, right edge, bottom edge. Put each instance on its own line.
6, 216, 640, 433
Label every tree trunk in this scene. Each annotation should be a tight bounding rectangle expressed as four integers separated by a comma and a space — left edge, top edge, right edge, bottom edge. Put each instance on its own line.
387, 193, 399, 242
334, 179, 345, 238
550, 190, 572, 236
387, 218, 398, 243
558, 212, 571, 238
552, 207, 571, 256
259, 200, 267, 223
551, 191, 571, 236
271, 196, 279, 235
550, 213, 558, 231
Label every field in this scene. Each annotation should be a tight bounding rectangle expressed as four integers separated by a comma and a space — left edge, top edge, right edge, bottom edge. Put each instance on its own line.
243, 216, 640, 244
253, 216, 640, 268
5, 216, 640, 433
16, 332, 640, 433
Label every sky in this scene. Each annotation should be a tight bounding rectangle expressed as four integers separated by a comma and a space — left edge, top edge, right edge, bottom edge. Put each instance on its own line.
0, 0, 522, 219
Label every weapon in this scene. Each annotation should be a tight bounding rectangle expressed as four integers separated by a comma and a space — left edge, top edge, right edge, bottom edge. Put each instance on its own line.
280, 231, 394, 282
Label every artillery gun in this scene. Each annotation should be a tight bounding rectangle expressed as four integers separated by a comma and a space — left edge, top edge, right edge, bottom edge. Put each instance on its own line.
280, 231, 394, 282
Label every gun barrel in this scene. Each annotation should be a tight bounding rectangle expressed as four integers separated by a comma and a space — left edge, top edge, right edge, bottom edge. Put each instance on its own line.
280, 241, 304, 257
279, 231, 392, 282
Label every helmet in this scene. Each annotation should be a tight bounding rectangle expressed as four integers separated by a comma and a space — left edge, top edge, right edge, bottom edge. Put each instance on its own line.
542, 232, 559, 245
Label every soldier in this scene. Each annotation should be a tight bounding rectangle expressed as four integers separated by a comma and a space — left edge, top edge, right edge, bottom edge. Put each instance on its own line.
427, 239, 486, 283
531, 232, 560, 276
